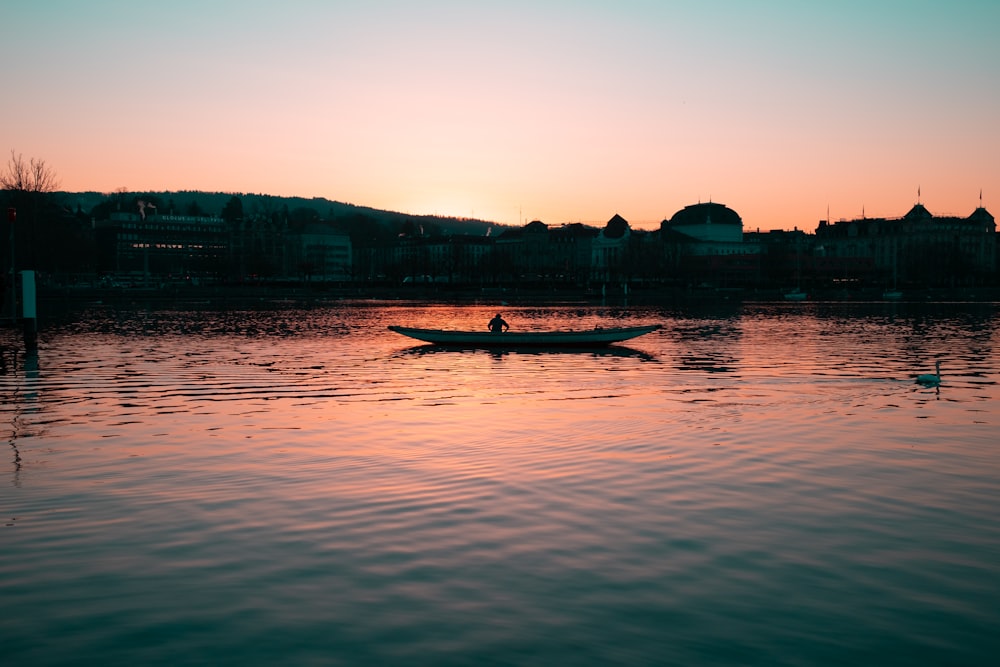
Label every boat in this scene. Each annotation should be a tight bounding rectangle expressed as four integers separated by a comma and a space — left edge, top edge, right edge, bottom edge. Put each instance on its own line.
783, 289, 808, 301
882, 289, 903, 300
387, 324, 661, 347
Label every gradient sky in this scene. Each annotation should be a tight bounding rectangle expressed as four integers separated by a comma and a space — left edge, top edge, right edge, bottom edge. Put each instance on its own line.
3, 0, 998, 231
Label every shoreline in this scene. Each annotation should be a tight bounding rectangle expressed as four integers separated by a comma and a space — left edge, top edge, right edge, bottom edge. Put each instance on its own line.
34, 283, 1000, 309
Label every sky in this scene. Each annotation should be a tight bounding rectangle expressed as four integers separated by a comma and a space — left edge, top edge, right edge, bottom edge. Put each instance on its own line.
3, 0, 998, 231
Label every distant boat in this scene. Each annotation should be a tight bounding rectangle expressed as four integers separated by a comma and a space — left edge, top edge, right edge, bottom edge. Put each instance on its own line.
882, 290, 903, 300
783, 289, 808, 301
388, 324, 661, 347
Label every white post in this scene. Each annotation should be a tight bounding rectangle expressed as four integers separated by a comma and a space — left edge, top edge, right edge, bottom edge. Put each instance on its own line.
7, 207, 14, 321
21, 270, 37, 351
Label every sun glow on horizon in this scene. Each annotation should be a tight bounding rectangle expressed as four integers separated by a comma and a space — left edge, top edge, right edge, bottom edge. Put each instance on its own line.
3, 1, 998, 233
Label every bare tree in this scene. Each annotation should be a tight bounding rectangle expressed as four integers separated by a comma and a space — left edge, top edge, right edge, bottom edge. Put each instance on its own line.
1, 150, 60, 193
2, 151, 61, 272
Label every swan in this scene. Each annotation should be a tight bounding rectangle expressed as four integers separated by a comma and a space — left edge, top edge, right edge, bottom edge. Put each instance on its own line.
915, 361, 941, 386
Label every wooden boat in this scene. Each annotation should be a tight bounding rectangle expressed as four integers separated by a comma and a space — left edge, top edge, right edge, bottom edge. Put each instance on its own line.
388, 324, 661, 347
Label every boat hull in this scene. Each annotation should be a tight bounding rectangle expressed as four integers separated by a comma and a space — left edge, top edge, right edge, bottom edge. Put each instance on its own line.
388, 324, 661, 347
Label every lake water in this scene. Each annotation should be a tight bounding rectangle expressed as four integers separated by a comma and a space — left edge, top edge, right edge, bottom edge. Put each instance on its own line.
2, 299, 998, 666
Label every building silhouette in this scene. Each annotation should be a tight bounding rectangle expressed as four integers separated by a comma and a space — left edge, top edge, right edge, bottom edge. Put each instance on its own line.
815, 202, 996, 288
71, 195, 998, 292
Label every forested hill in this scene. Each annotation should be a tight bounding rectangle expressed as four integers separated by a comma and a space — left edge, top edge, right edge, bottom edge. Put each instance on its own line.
57, 190, 503, 237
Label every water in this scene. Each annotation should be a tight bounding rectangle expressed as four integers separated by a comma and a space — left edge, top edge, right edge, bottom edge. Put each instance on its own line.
2, 300, 998, 666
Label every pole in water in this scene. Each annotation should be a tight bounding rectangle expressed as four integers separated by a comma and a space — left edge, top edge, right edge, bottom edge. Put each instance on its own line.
21, 269, 37, 352
7, 207, 15, 322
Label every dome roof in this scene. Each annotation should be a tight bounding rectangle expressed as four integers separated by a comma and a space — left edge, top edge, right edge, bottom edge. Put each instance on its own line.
666, 202, 742, 228
603, 214, 630, 239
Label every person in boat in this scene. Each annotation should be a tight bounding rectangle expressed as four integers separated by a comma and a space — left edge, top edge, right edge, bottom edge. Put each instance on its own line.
488, 313, 509, 333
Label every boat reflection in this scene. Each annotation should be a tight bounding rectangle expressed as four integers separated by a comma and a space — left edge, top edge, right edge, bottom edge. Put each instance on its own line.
676, 354, 738, 373
398, 344, 657, 361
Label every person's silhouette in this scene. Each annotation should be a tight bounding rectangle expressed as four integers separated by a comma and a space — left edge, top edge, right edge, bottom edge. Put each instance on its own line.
488, 313, 509, 333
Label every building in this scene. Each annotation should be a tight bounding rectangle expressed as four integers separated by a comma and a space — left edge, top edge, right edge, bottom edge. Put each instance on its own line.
660, 202, 751, 253
815, 202, 996, 287
659, 202, 761, 286
591, 214, 631, 283
491, 220, 598, 286
96, 211, 227, 281
549, 223, 597, 285
293, 225, 353, 281
386, 233, 494, 284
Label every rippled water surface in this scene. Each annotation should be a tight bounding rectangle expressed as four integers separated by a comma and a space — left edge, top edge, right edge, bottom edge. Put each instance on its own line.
2, 300, 999, 665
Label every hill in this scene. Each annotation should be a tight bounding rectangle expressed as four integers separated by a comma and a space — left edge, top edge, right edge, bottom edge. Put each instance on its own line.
56, 190, 505, 237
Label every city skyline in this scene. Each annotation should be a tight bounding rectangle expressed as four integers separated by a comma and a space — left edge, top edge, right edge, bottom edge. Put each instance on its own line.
3, 1, 998, 231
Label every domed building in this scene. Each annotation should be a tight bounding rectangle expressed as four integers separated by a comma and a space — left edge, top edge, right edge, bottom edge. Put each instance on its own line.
658, 201, 754, 263
656, 201, 761, 287
601, 213, 631, 240
591, 214, 632, 281
661, 202, 743, 244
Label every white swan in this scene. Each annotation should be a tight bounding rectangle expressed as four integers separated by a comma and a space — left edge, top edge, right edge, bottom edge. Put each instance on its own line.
915, 361, 941, 386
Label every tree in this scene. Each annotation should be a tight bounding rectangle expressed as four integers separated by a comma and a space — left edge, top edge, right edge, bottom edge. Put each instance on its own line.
221, 195, 244, 224
2, 151, 61, 272
289, 206, 320, 231
1, 150, 60, 193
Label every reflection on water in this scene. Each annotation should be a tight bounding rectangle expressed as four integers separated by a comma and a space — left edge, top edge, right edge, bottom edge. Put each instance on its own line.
398, 343, 658, 362
1, 301, 999, 666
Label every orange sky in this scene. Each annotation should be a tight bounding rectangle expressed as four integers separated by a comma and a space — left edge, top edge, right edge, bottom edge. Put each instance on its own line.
3, 1, 997, 231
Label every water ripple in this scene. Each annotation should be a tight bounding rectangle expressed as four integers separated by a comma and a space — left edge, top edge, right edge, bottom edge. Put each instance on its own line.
2, 301, 999, 665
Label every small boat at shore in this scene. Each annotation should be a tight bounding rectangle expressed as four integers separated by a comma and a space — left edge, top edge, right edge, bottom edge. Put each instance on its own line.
388, 324, 661, 347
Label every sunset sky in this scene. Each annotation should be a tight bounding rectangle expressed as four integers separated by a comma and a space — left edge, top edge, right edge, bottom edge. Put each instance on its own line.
3, 1, 998, 231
